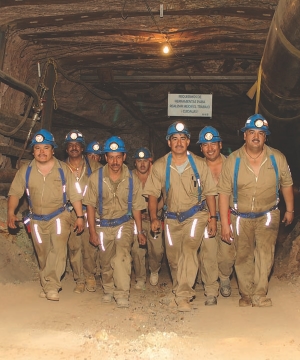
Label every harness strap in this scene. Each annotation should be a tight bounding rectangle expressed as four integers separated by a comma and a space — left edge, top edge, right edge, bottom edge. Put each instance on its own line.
233, 157, 240, 209
165, 200, 206, 223
270, 154, 279, 202
98, 167, 133, 217
84, 156, 92, 177
230, 204, 278, 219
31, 206, 66, 221
95, 214, 131, 227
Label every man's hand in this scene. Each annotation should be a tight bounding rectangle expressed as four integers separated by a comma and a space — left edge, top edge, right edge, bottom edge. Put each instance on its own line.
221, 222, 234, 244
207, 218, 217, 237
150, 218, 160, 233
89, 231, 99, 247
74, 218, 84, 234
137, 232, 147, 246
282, 211, 294, 226
7, 213, 20, 229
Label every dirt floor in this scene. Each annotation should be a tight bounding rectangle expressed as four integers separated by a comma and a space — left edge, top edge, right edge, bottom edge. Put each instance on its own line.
1, 196, 300, 360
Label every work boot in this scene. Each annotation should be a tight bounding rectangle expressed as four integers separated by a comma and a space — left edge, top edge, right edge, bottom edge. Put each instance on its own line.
176, 299, 192, 312
220, 279, 231, 297
116, 298, 129, 308
39, 290, 47, 299
239, 296, 252, 307
150, 272, 159, 286
74, 283, 85, 294
86, 276, 97, 292
252, 295, 272, 307
102, 293, 113, 303
134, 280, 146, 290
205, 296, 217, 306
46, 289, 59, 301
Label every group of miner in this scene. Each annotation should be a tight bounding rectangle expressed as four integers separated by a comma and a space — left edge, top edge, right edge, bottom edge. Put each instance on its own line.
7, 113, 294, 311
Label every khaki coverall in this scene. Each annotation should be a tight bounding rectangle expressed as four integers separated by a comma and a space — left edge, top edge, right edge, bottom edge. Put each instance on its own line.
199, 154, 235, 297
83, 164, 145, 300
143, 151, 217, 302
217, 145, 293, 298
131, 168, 164, 284
8, 158, 82, 293
66, 157, 101, 285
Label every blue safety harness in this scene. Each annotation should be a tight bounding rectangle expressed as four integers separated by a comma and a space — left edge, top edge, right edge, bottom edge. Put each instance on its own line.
231, 154, 279, 218
84, 156, 92, 177
96, 167, 133, 227
164, 152, 206, 222
25, 161, 67, 221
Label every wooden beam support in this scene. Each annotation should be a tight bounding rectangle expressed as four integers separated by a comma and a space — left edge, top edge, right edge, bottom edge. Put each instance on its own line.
0, 144, 32, 159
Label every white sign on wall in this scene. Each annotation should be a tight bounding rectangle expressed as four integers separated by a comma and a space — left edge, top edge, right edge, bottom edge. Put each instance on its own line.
168, 94, 212, 117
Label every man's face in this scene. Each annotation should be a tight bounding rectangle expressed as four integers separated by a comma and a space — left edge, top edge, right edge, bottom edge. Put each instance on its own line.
168, 133, 190, 155
135, 158, 151, 175
66, 141, 84, 159
244, 129, 266, 150
105, 152, 126, 173
87, 153, 101, 162
201, 142, 222, 162
33, 144, 54, 163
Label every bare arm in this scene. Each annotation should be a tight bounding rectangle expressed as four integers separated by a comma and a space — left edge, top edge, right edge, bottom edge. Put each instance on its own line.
72, 200, 85, 233
132, 209, 147, 245
148, 195, 160, 232
7, 195, 20, 229
206, 195, 217, 237
86, 204, 99, 246
281, 185, 294, 226
219, 193, 233, 244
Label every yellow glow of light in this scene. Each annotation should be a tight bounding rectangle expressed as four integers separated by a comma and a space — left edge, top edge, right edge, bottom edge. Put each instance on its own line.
162, 45, 170, 54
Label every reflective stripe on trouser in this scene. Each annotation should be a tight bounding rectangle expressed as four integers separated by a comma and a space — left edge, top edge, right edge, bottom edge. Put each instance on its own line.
131, 219, 164, 282
96, 219, 134, 299
165, 211, 208, 301
68, 211, 98, 283
199, 221, 236, 296
230, 209, 280, 297
31, 210, 71, 292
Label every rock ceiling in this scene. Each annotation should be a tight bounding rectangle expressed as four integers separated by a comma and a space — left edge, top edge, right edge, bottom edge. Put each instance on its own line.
0, 0, 281, 156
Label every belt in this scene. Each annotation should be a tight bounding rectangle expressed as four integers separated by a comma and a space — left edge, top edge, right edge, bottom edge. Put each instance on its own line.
165, 201, 206, 223
31, 206, 66, 221
230, 205, 278, 219
96, 214, 132, 227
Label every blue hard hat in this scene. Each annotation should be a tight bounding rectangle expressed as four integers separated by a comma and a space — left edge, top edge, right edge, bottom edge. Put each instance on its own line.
166, 121, 191, 140
64, 129, 85, 145
103, 136, 126, 153
30, 129, 58, 148
197, 126, 222, 144
133, 147, 152, 159
86, 141, 102, 155
241, 114, 271, 135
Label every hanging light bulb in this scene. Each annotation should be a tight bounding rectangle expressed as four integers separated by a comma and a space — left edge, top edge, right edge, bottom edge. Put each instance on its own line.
162, 44, 170, 54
